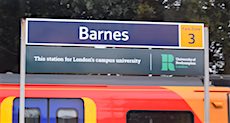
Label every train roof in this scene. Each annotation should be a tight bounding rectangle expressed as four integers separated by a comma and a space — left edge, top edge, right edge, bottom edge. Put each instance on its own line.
0, 73, 203, 86
0, 73, 229, 86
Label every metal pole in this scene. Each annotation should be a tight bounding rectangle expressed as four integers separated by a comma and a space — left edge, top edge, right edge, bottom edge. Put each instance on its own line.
204, 27, 210, 123
20, 19, 26, 123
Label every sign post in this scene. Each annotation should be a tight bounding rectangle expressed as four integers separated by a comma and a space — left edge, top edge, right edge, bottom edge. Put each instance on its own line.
204, 28, 210, 123
20, 19, 26, 123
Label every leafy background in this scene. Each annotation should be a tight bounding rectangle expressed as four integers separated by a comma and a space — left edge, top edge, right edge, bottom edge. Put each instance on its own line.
0, 0, 229, 74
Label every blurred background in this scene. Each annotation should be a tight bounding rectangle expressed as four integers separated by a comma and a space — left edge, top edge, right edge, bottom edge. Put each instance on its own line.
0, 0, 229, 74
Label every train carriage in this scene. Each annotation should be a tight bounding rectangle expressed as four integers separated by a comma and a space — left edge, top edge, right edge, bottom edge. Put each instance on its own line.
0, 74, 229, 123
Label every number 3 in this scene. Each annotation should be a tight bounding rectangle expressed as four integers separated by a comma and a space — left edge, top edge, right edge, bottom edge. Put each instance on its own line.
189, 33, 195, 44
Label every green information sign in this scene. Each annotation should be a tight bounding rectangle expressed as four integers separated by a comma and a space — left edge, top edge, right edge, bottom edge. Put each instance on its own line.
26, 46, 204, 76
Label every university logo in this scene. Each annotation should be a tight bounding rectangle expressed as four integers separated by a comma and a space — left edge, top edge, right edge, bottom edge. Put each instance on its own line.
161, 54, 175, 71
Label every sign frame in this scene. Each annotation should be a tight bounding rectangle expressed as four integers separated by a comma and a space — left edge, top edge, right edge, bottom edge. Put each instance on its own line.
20, 18, 209, 123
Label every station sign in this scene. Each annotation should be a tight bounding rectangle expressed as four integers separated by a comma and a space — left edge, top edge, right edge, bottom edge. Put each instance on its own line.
26, 46, 204, 76
26, 18, 204, 49
21, 19, 209, 123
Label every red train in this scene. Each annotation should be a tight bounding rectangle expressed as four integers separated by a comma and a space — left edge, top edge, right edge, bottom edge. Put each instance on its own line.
0, 74, 229, 123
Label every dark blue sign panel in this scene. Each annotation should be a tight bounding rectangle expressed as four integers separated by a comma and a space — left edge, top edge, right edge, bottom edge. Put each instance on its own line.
26, 46, 204, 76
27, 19, 179, 47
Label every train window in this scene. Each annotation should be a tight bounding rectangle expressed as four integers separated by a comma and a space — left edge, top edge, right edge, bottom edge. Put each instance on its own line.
57, 109, 78, 123
127, 110, 194, 123
25, 108, 40, 123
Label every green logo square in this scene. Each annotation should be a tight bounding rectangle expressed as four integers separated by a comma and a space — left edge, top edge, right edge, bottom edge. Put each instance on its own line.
161, 54, 175, 71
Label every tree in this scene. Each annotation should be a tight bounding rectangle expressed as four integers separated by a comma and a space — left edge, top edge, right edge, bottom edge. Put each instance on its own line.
163, 0, 229, 74
0, 0, 229, 74
0, 0, 20, 73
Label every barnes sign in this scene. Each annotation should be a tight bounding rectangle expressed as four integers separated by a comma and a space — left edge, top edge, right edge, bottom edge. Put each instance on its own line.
26, 18, 203, 49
